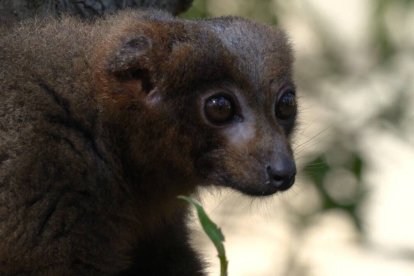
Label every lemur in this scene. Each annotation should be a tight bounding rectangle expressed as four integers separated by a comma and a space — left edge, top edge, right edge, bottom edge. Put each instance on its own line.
0, 10, 297, 275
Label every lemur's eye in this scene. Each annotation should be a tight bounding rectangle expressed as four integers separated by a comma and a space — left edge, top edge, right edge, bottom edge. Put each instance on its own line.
275, 89, 297, 120
204, 94, 236, 125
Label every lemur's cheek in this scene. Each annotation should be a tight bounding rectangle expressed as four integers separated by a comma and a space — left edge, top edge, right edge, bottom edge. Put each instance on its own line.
223, 121, 256, 149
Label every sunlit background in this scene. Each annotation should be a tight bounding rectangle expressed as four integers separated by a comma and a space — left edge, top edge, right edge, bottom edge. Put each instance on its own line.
183, 0, 414, 275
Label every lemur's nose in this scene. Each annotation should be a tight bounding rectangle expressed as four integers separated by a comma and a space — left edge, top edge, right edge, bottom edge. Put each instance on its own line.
266, 156, 296, 191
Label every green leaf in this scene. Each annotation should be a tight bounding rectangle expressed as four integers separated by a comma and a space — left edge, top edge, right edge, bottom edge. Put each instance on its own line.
179, 196, 228, 276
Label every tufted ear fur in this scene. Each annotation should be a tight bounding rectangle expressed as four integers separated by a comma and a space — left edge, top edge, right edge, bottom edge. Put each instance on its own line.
108, 35, 151, 72
107, 35, 155, 94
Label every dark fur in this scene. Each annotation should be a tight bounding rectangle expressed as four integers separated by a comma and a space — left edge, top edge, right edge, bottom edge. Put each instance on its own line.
0, 10, 295, 275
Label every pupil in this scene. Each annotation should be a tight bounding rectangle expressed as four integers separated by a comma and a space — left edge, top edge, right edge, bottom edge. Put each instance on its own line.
277, 93, 296, 119
214, 97, 231, 113
205, 95, 234, 124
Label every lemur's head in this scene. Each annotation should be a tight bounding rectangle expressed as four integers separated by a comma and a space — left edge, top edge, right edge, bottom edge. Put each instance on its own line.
96, 11, 296, 196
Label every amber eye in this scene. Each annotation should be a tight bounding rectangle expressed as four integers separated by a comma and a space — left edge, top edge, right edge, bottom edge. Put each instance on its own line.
204, 94, 236, 125
275, 89, 297, 120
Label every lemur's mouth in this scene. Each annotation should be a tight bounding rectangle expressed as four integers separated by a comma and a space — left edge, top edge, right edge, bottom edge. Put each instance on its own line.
234, 179, 295, 196
213, 174, 295, 197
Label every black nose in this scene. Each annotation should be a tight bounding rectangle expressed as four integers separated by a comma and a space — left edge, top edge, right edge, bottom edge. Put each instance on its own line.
266, 157, 296, 191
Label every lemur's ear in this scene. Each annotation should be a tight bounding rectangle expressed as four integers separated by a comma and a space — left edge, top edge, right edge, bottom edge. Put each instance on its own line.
107, 35, 155, 94
108, 35, 151, 73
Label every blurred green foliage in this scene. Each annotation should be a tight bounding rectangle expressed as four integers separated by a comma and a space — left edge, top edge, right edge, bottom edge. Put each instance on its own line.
372, 0, 414, 62
303, 149, 366, 233
182, 0, 210, 18
183, 0, 278, 23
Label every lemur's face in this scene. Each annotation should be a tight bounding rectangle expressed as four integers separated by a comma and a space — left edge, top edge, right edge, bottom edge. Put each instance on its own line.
165, 18, 297, 196
187, 18, 297, 196
194, 81, 296, 196
98, 16, 296, 196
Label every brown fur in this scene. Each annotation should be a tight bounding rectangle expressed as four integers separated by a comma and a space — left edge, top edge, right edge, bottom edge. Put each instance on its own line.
0, 10, 296, 275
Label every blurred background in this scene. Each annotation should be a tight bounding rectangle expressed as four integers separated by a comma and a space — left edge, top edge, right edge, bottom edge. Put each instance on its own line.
183, 0, 414, 275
